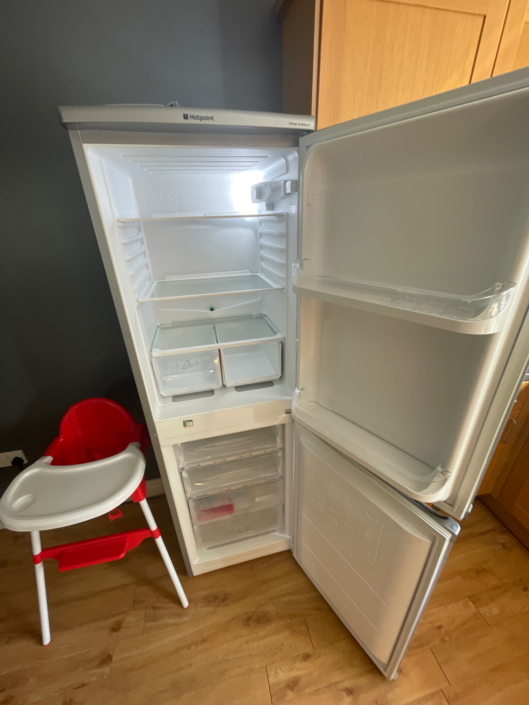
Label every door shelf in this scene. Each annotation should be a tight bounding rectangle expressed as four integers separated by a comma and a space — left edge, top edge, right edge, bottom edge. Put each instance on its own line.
152, 315, 283, 396
292, 391, 451, 502
117, 212, 285, 224
139, 272, 283, 303
293, 265, 516, 334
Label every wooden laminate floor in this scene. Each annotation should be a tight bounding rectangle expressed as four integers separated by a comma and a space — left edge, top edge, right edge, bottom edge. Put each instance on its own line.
1, 497, 529, 704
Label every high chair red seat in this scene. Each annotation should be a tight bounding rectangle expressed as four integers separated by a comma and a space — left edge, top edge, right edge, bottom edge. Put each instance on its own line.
46, 397, 150, 465
0, 398, 188, 645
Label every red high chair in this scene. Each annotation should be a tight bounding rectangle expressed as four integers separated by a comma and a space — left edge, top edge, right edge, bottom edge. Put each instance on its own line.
0, 398, 188, 645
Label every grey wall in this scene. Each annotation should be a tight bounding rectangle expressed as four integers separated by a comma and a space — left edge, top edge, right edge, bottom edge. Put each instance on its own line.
0, 0, 282, 484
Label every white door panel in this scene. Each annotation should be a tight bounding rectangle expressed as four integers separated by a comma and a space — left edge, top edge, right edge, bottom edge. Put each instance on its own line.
294, 424, 458, 679
296, 68, 529, 517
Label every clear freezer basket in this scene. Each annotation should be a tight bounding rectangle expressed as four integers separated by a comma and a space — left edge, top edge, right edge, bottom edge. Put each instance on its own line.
194, 505, 284, 549
176, 425, 283, 471
182, 451, 283, 499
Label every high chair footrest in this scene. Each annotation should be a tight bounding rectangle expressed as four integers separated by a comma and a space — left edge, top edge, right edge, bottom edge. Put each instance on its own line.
40, 528, 154, 572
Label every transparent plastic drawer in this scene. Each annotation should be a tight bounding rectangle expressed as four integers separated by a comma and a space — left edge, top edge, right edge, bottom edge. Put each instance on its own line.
215, 315, 283, 387
194, 505, 283, 549
151, 321, 222, 397
152, 350, 222, 397
176, 425, 283, 470
189, 479, 282, 525
182, 451, 282, 499
220, 341, 282, 387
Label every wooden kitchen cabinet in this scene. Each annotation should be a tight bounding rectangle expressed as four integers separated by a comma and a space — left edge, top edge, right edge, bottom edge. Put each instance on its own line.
277, 0, 529, 127
479, 380, 529, 549
494, 0, 529, 75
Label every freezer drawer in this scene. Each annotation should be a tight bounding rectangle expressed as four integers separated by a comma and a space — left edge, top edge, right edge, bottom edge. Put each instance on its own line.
182, 452, 282, 499
176, 425, 283, 470
189, 479, 282, 525
194, 505, 284, 549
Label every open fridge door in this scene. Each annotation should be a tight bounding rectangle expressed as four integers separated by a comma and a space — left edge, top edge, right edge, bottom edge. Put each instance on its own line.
293, 425, 457, 679
292, 67, 529, 678
294, 67, 529, 519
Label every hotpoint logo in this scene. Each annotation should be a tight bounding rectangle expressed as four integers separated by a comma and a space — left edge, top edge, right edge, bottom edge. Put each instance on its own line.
182, 113, 214, 122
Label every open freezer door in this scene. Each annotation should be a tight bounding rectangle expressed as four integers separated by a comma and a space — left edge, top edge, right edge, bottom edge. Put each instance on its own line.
294, 68, 529, 520
294, 424, 458, 680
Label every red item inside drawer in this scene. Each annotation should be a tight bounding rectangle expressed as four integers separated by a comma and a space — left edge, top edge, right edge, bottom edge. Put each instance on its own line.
197, 503, 235, 522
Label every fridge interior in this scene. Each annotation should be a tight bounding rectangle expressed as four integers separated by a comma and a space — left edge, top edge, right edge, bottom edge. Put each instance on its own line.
295, 86, 529, 508
85, 143, 299, 420
83, 141, 298, 570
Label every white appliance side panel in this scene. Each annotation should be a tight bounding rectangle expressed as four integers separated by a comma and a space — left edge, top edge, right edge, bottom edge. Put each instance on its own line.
294, 425, 457, 678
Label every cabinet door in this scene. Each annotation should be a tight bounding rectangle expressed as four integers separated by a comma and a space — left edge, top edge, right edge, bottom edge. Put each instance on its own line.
498, 438, 529, 536
317, 0, 510, 127
493, 0, 529, 75
478, 381, 529, 495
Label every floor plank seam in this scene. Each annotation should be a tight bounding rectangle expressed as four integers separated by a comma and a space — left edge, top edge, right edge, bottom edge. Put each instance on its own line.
484, 559, 507, 584
467, 594, 493, 627
430, 646, 452, 688
265, 664, 274, 705
441, 688, 451, 704
305, 618, 315, 649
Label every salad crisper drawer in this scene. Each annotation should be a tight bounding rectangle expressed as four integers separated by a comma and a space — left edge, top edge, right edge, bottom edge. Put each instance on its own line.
182, 452, 282, 499
151, 321, 222, 397
215, 315, 283, 387
152, 350, 222, 397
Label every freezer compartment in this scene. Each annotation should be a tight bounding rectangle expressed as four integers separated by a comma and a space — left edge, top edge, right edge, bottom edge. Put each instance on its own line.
194, 504, 284, 549
176, 425, 283, 470
151, 322, 222, 397
182, 451, 282, 498
189, 479, 282, 525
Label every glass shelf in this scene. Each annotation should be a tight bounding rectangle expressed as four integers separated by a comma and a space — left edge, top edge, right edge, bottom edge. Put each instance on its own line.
118, 212, 284, 224
139, 273, 283, 303
293, 263, 516, 335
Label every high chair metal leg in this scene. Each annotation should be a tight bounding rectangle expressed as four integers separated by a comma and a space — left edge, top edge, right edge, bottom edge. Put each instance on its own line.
31, 531, 51, 645
139, 499, 189, 609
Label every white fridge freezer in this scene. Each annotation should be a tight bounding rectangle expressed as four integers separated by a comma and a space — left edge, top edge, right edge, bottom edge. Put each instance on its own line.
59, 66, 529, 679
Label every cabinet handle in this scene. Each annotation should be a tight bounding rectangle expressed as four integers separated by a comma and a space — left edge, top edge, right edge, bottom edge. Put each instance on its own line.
501, 418, 517, 443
